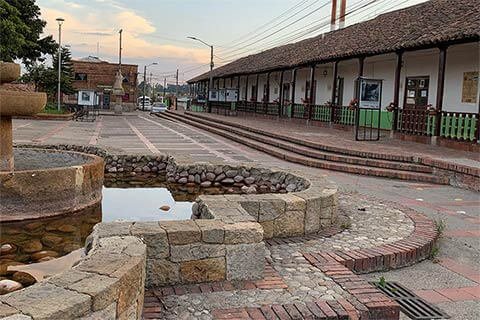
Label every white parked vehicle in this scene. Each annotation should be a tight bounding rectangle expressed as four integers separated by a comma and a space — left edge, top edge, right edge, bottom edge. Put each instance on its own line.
150, 102, 167, 114
137, 96, 152, 111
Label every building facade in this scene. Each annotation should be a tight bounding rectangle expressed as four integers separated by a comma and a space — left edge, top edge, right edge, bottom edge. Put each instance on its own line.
188, 0, 479, 148
65, 57, 138, 110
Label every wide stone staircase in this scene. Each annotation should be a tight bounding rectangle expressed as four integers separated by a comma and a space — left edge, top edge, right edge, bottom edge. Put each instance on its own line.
157, 111, 449, 184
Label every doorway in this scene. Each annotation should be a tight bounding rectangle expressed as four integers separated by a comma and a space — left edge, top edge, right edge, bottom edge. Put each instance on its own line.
404, 76, 429, 109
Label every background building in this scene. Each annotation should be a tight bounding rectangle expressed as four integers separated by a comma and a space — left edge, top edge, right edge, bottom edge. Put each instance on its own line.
65, 56, 138, 110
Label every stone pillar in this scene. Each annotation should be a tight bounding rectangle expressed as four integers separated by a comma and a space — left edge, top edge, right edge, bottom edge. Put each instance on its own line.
0, 116, 14, 171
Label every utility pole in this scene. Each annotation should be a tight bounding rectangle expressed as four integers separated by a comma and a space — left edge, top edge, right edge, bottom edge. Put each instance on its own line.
150, 72, 153, 100
143, 65, 147, 111
56, 17, 64, 112
175, 69, 179, 97
118, 29, 123, 67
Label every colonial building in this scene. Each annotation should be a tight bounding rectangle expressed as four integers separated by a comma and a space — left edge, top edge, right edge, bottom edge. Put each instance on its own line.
65, 56, 138, 110
188, 0, 479, 149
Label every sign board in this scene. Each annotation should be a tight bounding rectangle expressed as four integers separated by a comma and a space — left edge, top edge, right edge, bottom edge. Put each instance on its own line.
209, 89, 218, 101
462, 71, 478, 103
358, 78, 382, 109
77, 90, 98, 106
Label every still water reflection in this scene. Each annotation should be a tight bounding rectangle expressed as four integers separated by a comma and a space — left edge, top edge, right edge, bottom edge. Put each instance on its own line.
102, 187, 193, 222
1, 182, 200, 292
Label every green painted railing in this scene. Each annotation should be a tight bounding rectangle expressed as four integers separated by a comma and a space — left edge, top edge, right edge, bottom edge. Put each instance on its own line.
440, 112, 478, 141
191, 104, 206, 112
312, 105, 331, 122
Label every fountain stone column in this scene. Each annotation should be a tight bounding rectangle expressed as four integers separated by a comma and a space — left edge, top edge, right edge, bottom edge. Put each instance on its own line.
0, 62, 47, 171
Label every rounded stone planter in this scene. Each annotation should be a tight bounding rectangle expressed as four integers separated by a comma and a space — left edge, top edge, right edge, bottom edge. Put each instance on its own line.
0, 62, 20, 83
0, 148, 104, 222
0, 90, 47, 116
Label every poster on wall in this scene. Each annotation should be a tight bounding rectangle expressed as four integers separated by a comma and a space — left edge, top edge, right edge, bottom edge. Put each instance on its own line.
358, 78, 382, 109
462, 71, 479, 103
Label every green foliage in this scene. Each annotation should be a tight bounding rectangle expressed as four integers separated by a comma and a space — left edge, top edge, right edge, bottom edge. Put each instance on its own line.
52, 47, 75, 95
435, 219, 446, 237
378, 276, 386, 288
0, 0, 56, 64
428, 245, 440, 262
20, 46, 75, 100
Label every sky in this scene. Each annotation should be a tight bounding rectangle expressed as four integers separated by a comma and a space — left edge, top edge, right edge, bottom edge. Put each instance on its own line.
37, 0, 428, 84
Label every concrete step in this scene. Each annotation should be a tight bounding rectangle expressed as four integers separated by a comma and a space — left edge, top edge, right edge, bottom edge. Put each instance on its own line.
158, 112, 448, 184
184, 111, 415, 163
172, 112, 434, 174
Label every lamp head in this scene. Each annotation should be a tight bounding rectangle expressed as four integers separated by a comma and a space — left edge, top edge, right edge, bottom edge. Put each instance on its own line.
187, 36, 197, 40
56, 17, 65, 25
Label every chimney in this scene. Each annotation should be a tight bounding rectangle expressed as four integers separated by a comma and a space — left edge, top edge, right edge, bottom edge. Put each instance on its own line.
330, 0, 337, 31
339, 0, 347, 29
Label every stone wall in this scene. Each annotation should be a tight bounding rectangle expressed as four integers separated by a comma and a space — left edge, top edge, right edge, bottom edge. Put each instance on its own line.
12, 144, 339, 290
0, 235, 146, 320
87, 220, 265, 288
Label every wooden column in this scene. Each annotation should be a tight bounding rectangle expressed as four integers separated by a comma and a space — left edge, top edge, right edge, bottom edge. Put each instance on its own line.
358, 57, 365, 77
237, 76, 240, 102
245, 75, 249, 101
330, 61, 339, 122
266, 72, 271, 103
392, 51, 403, 131
254, 74, 259, 113
291, 68, 297, 118
434, 46, 448, 137
308, 65, 315, 120
278, 70, 284, 116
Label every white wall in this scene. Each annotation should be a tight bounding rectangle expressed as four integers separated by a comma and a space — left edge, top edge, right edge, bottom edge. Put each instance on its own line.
443, 42, 479, 113
210, 42, 479, 112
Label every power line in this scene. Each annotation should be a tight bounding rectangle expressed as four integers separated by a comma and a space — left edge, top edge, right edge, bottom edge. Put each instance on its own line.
218, 1, 331, 59
218, 0, 312, 48
218, 0, 322, 54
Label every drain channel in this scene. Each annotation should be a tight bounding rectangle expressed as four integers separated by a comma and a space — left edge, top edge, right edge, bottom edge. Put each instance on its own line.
369, 281, 450, 319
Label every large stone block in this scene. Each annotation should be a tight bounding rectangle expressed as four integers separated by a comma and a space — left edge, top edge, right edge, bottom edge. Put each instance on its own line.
275, 194, 306, 211
159, 221, 201, 245
195, 220, 225, 243
273, 210, 305, 237
67, 274, 119, 311
0, 283, 91, 320
78, 302, 116, 320
111, 256, 145, 317
76, 252, 131, 276
226, 243, 265, 281
258, 198, 285, 222
180, 257, 226, 283
260, 220, 274, 239
131, 222, 169, 258
170, 243, 225, 262
97, 236, 145, 257
146, 259, 179, 287
224, 222, 263, 244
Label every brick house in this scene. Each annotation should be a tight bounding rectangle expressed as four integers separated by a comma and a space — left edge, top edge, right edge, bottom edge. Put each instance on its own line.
65, 56, 138, 110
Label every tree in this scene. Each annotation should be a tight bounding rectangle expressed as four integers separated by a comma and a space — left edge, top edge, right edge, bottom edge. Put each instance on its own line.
21, 46, 75, 101
0, 0, 56, 65
52, 46, 75, 96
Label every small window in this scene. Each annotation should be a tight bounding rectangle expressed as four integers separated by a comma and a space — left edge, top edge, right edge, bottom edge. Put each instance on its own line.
75, 73, 87, 81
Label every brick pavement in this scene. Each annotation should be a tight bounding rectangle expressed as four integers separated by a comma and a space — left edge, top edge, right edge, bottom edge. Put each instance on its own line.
11, 113, 480, 319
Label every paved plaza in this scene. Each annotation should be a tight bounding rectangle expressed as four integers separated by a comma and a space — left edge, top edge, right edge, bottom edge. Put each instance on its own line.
12, 113, 480, 319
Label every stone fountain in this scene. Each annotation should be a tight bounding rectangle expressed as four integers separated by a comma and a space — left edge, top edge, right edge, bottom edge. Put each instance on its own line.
0, 62, 104, 221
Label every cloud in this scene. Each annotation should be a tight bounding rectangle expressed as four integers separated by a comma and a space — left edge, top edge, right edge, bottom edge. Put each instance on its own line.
40, 2, 209, 65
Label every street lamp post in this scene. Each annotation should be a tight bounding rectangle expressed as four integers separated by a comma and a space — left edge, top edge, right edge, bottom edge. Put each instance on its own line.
187, 36, 214, 113
56, 17, 64, 112
143, 62, 157, 111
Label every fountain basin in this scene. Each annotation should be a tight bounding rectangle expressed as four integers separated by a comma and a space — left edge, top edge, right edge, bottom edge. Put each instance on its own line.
0, 90, 47, 116
0, 148, 104, 222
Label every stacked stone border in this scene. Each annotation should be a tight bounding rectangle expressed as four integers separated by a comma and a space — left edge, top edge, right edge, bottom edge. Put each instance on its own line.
0, 235, 146, 320
178, 111, 479, 191
10, 144, 337, 289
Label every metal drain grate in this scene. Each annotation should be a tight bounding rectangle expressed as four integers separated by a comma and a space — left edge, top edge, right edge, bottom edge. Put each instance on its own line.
370, 281, 450, 319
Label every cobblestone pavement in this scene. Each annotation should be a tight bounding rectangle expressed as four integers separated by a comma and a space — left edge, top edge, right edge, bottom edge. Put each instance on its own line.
12, 113, 480, 319
144, 193, 415, 319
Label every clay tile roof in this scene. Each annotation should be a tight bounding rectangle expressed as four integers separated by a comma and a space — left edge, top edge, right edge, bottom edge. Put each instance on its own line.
188, 0, 479, 83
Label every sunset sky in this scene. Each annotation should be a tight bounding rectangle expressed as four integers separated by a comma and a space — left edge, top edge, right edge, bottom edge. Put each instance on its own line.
37, 0, 427, 84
